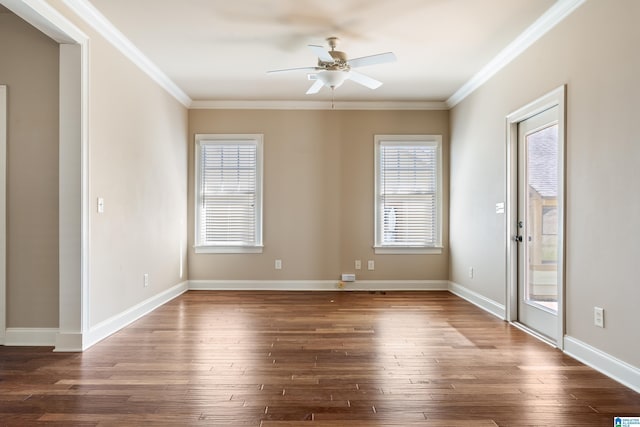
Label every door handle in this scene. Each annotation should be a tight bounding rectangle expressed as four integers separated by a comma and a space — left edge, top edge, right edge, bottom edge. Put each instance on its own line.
513, 235, 523, 242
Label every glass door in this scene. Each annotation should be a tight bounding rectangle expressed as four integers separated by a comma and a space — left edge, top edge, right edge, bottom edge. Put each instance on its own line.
517, 105, 561, 341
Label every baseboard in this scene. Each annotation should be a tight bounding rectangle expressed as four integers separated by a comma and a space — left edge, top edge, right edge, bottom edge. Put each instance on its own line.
4, 328, 58, 346
188, 279, 449, 291
445, 283, 640, 393
346, 280, 449, 291
448, 281, 506, 320
189, 280, 336, 291
80, 281, 189, 351
54, 332, 84, 352
563, 336, 640, 393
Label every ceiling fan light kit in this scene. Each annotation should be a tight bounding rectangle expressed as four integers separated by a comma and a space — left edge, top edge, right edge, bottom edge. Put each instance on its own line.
318, 70, 349, 88
268, 37, 396, 95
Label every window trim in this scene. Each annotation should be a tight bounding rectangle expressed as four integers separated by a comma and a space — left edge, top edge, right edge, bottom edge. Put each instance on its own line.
194, 134, 264, 254
373, 134, 443, 255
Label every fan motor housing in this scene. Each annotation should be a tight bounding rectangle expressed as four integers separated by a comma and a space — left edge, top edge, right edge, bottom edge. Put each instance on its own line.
320, 50, 349, 71
329, 50, 347, 62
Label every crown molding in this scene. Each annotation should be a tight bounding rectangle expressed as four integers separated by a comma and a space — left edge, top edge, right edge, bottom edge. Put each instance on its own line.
42, 0, 585, 111
3, 0, 88, 43
189, 100, 448, 111
61, 0, 192, 107
446, 0, 586, 108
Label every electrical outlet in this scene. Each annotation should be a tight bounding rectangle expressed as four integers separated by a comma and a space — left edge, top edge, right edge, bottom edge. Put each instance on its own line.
594, 307, 604, 328
143, 273, 149, 288
275, 259, 282, 270
355, 260, 361, 270
469, 267, 474, 279
367, 260, 375, 270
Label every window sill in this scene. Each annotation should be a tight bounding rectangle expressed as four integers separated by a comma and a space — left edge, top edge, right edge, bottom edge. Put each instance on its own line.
373, 246, 443, 255
194, 245, 263, 254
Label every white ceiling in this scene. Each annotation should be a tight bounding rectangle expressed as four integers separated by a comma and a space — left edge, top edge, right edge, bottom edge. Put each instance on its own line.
86, 0, 557, 104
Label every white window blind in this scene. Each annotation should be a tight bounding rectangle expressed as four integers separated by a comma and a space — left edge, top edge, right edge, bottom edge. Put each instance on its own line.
195, 135, 263, 253
375, 136, 442, 252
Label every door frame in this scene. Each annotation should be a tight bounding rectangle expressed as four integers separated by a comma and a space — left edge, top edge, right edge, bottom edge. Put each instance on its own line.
3, 1, 89, 350
506, 85, 566, 349
1, 85, 6, 345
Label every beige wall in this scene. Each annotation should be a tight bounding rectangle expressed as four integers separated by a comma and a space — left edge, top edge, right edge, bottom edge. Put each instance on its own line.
189, 109, 449, 281
340, 111, 449, 280
450, 0, 640, 367
87, 33, 189, 327
0, 11, 60, 328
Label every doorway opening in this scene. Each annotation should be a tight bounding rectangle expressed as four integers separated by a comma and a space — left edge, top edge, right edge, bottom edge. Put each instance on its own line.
0, 85, 6, 345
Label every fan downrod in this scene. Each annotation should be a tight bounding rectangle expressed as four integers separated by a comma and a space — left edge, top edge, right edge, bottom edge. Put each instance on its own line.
325, 36, 348, 66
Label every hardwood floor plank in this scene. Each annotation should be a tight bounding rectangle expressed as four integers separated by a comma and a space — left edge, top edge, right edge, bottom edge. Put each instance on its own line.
0, 290, 638, 426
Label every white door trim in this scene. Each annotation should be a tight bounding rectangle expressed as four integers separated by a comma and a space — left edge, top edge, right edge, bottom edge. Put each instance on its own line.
506, 85, 566, 349
0, 85, 6, 345
4, 0, 90, 351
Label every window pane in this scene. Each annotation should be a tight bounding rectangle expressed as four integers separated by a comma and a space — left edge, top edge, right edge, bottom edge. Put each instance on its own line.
376, 139, 440, 248
198, 141, 258, 246
525, 124, 559, 311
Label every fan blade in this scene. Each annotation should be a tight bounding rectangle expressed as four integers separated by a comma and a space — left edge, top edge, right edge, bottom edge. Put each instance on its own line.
348, 71, 382, 90
308, 44, 334, 62
306, 79, 324, 95
348, 52, 397, 68
267, 66, 320, 74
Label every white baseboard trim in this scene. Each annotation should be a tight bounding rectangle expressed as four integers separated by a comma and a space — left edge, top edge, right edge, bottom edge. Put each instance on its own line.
54, 332, 84, 352
563, 336, 640, 393
189, 280, 336, 291
448, 281, 506, 320
79, 281, 189, 351
4, 328, 58, 346
188, 279, 449, 292
347, 280, 449, 291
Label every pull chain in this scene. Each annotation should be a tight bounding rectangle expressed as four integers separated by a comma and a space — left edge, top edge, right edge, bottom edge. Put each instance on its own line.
331, 87, 335, 110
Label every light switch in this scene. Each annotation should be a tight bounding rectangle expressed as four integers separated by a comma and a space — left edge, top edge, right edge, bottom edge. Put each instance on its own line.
97, 197, 105, 214
495, 202, 505, 214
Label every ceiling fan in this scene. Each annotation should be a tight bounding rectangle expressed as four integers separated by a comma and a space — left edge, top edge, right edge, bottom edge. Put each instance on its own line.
267, 37, 397, 94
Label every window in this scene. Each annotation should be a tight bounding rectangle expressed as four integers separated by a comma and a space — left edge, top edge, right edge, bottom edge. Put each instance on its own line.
374, 135, 442, 254
194, 134, 263, 253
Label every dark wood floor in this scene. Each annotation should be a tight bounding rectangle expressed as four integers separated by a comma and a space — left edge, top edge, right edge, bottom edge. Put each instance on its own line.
0, 291, 638, 426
